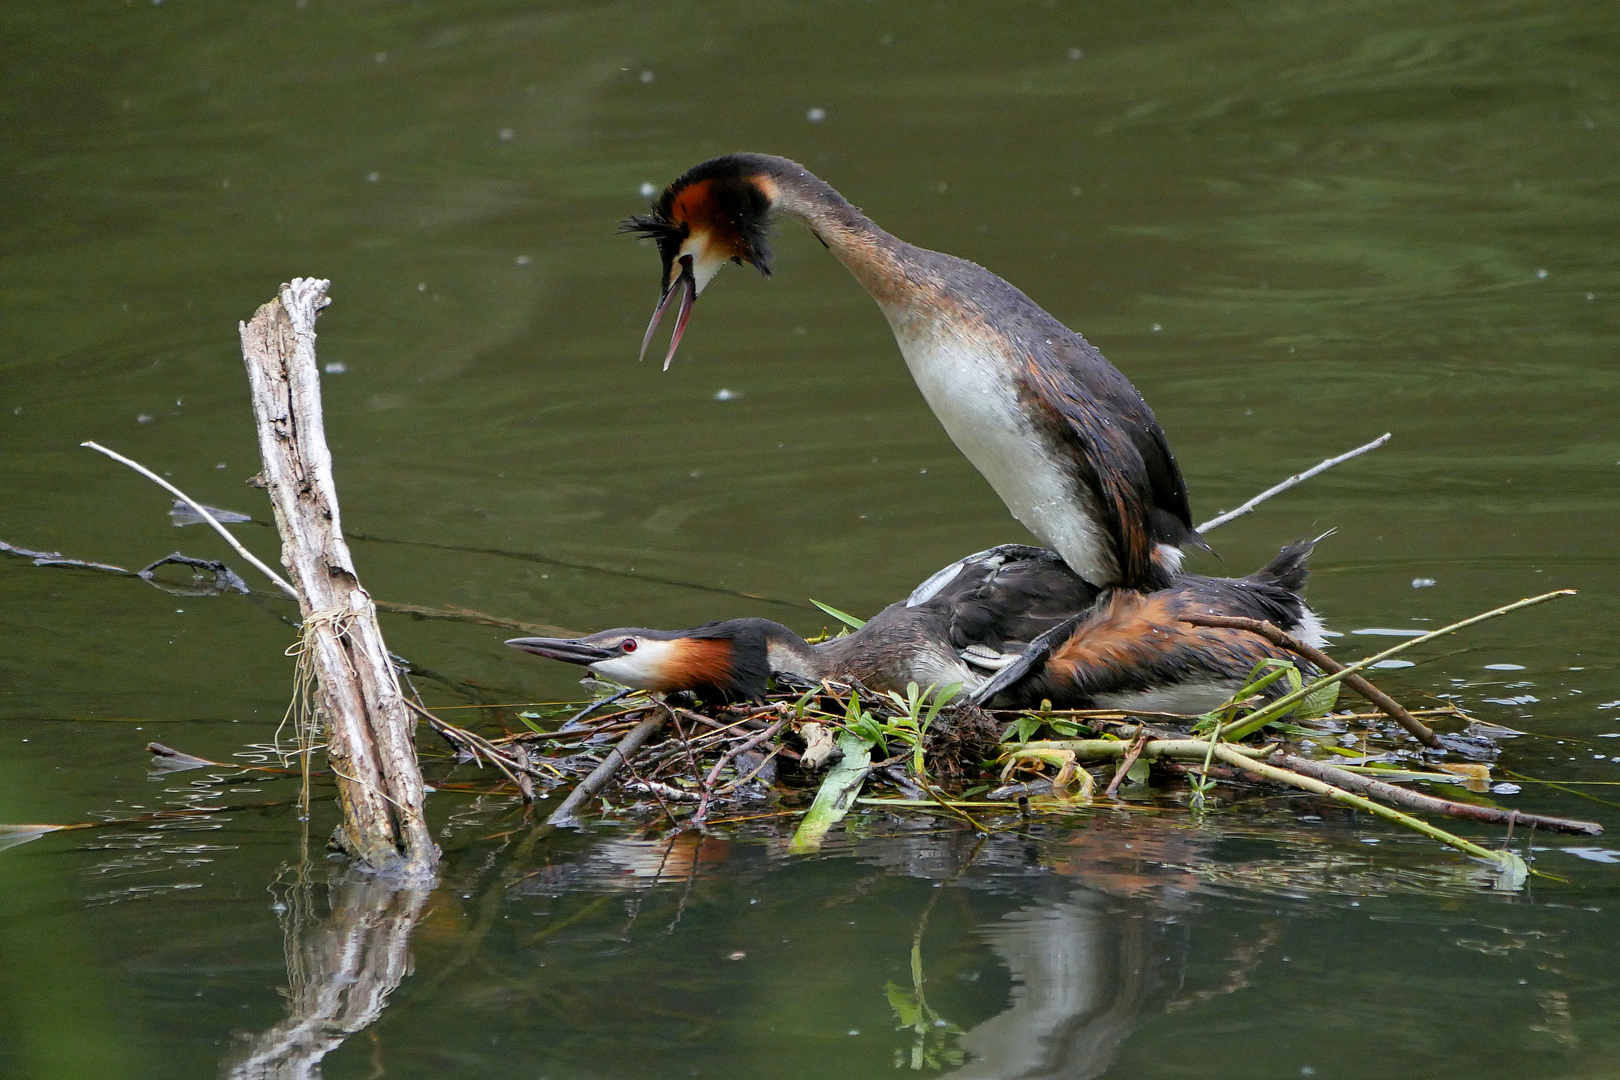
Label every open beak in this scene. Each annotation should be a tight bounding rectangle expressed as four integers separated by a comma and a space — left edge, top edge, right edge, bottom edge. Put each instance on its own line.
505, 637, 614, 666
638, 254, 697, 371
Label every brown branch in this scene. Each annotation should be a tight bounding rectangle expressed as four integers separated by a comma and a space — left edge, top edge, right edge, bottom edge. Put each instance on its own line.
1102, 728, 1149, 797
1180, 613, 1442, 749
689, 719, 788, 827
545, 712, 669, 827
404, 700, 534, 802
1273, 752, 1601, 837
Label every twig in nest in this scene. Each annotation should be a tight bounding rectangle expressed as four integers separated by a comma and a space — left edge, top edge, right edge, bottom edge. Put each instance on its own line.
546, 711, 669, 828
622, 763, 684, 829
1274, 753, 1601, 836
1180, 613, 1442, 749
1103, 727, 1150, 797
688, 718, 788, 828
624, 779, 703, 803
404, 699, 534, 801
1207, 742, 1527, 873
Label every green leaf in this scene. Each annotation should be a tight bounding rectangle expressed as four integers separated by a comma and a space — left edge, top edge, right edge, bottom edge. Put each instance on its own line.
1001, 715, 1043, 744
788, 732, 873, 854
1300, 679, 1341, 718
791, 685, 819, 717
1238, 659, 1296, 699
514, 713, 548, 734
885, 982, 922, 1028
809, 598, 866, 630
1126, 758, 1152, 785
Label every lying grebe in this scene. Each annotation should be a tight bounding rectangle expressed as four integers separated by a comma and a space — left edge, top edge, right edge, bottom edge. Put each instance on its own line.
624, 153, 1204, 590
507, 540, 1325, 714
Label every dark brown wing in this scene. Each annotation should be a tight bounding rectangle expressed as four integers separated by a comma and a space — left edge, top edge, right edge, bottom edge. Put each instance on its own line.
1016, 332, 1198, 587
904, 545, 1100, 652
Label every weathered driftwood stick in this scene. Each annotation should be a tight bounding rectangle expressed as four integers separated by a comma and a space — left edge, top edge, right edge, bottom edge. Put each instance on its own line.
1181, 613, 1442, 749
1208, 742, 1521, 871
1196, 433, 1391, 533
240, 278, 437, 881
1273, 752, 1601, 836
546, 711, 669, 828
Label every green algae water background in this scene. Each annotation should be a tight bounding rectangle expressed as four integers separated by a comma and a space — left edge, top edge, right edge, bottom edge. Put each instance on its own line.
2, 2, 1618, 1077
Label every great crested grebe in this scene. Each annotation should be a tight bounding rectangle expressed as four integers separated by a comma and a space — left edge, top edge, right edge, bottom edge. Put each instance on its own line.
625, 153, 1203, 590
507, 539, 1324, 714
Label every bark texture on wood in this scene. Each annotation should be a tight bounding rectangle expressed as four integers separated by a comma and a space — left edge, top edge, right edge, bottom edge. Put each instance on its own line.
240, 279, 438, 881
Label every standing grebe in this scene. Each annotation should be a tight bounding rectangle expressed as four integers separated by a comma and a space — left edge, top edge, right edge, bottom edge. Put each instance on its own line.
625, 153, 1203, 589
507, 540, 1324, 713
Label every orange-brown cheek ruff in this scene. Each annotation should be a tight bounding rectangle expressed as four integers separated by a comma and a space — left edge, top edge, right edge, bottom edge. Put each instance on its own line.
652, 638, 736, 695
667, 178, 767, 269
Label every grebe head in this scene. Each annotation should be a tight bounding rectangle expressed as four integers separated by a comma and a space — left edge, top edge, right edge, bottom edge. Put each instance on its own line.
622, 155, 780, 368
507, 618, 781, 701
506, 628, 667, 690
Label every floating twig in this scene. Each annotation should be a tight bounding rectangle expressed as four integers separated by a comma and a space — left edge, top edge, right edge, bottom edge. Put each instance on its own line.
0, 539, 128, 574
1196, 433, 1391, 533
82, 440, 297, 598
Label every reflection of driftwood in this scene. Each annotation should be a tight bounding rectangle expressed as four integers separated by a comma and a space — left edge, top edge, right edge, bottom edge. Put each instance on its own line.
240, 279, 436, 880
225, 874, 427, 1080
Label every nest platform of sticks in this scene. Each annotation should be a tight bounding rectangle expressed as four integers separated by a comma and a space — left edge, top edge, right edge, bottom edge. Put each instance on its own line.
406, 588, 1598, 885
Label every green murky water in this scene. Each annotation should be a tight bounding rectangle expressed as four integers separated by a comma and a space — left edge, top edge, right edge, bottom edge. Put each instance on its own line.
3, 1, 1619, 1077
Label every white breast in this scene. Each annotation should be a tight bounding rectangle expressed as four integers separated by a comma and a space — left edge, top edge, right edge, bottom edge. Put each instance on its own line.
885, 317, 1115, 585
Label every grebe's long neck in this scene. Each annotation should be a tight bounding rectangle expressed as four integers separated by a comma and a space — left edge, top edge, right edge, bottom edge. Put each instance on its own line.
760, 624, 830, 682
762, 168, 923, 310
764, 163, 1126, 585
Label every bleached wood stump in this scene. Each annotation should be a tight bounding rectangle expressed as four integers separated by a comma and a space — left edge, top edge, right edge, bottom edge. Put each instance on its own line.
240, 279, 438, 881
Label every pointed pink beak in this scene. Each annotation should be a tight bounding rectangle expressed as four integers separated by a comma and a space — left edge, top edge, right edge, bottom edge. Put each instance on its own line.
638, 254, 697, 371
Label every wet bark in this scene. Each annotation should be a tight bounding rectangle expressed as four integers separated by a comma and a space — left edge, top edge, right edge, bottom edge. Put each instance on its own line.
240, 279, 438, 881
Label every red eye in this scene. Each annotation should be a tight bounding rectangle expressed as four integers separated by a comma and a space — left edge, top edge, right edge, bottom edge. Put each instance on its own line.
620, 639, 637, 653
